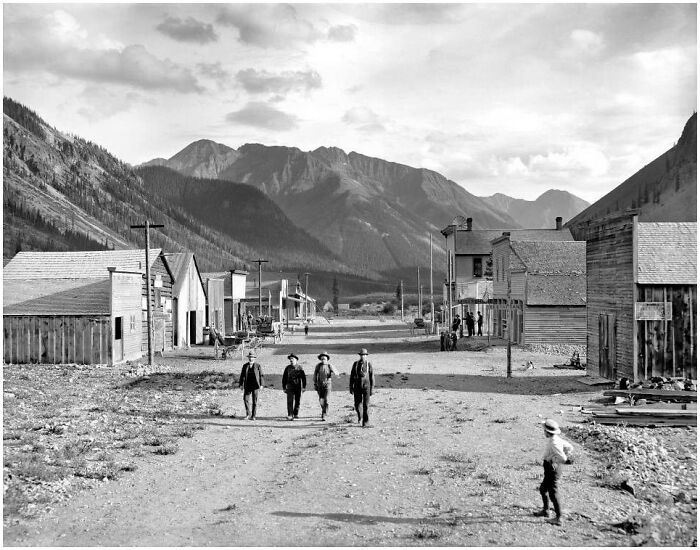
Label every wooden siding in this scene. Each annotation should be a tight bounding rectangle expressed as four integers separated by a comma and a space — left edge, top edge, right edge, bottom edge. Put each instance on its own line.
492, 241, 510, 298
580, 216, 636, 381
172, 261, 207, 347
636, 285, 697, 380
511, 272, 526, 300
523, 306, 586, 345
4, 315, 111, 365
111, 272, 142, 363
141, 255, 174, 353
206, 279, 225, 334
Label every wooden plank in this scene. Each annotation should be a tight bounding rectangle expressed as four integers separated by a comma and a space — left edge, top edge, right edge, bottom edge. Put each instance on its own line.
31, 316, 39, 363
103, 319, 111, 365
65, 317, 75, 364
614, 408, 697, 416
592, 417, 696, 427
604, 389, 697, 401
578, 376, 615, 386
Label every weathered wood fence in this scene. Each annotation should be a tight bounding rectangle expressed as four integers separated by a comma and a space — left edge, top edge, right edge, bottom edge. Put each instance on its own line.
3, 316, 112, 365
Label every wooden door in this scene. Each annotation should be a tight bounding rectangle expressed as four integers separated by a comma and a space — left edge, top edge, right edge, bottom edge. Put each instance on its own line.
189, 311, 197, 344
598, 313, 616, 379
114, 316, 124, 363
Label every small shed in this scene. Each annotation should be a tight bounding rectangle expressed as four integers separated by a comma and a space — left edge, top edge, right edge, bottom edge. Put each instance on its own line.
491, 237, 586, 345
571, 214, 696, 382
322, 301, 334, 312
202, 275, 225, 335
201, 270, 249, 333
4, 268, 142, 365
164, 253, 206, 347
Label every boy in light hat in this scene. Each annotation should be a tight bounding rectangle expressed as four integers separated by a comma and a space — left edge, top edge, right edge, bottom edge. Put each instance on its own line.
313, 352, 339, 421
535, 418, 574, 525
282, 353, 306, 420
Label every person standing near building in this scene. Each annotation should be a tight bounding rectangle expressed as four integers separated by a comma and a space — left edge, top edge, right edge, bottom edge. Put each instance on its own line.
452, 314, 461, 338
238, 351, 264, 420
349, 348, 375, 427
313, 351, 339, 421
304, 321, 309, 336
477, 311, 484, 336
282, 353, 306, 420
466, 311, 475, 337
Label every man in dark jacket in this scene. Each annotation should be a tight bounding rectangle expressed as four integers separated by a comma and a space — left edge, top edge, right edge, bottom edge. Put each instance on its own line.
282, 353, 306, 420
349, 348, 375, 427
477, 311, 484, 336
466, 312, 475, 337
238, 351, 264, 420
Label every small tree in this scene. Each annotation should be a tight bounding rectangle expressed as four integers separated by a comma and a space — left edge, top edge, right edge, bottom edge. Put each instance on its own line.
332, 276, 339, 312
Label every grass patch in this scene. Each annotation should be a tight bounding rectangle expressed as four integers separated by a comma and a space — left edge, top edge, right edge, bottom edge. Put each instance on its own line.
414, 467, 433, 476
492, 417, 518, 424
476, 470, 509, 487
153, 443, 178, 455
173, 425, 195, 438
412, 528, 441, 539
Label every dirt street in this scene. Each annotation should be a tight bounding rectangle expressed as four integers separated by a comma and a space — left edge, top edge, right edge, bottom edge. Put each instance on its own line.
4, 319, 696, 546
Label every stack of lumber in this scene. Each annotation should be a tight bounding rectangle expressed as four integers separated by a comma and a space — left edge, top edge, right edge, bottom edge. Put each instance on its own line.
585, 399, 697, 427
603, 388, 697, 403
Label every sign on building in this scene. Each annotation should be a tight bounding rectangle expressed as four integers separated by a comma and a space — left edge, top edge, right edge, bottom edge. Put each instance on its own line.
635, 302, 672, 321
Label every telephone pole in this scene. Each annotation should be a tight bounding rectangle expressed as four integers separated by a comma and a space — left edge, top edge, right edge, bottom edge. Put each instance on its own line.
304, 272, 311, 320
430, 233, 434, 333
130, 220, 164, 366
400, 279, 404, 322
248, 259, 268, 318
506, 262, 512, 378
417, 266, 421, 318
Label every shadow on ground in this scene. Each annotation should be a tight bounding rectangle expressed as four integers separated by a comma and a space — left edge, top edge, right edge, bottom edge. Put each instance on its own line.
269, 510, 537, 526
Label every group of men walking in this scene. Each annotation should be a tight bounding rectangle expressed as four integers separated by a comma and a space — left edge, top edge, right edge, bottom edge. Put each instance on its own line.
238, 348, 375, 427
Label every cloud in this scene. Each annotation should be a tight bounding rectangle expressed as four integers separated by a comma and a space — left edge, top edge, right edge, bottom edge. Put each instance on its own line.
4, 10, 202, 93
340, 4, 467, 25
342, 107, 386, 133
327, 24, 357, 42
499, 146, 610, 179
76, 86, 142, 121
216, 4, 355, 48
156, 15, 218, 44
235, 68, 321, 95
225, 102, 298, 130
564, 29, 605, 57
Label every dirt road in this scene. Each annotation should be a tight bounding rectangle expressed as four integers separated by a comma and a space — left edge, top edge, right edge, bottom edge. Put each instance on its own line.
4, 320, 693, 546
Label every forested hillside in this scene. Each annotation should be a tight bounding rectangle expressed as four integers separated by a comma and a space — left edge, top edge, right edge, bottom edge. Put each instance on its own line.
2, 97, 354, 274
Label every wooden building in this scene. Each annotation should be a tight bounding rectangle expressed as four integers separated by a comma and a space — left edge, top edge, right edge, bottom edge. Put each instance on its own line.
164, 253, 206, 347
201, 270, 248, 334
202, 275, 225, 335
491, 236, 586, 345
4, 265, 143, 365
4, 249, 174, 358
569, 214, 696, 382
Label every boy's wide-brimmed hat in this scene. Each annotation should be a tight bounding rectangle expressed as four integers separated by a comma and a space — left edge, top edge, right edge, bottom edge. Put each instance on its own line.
542, 418, 561, 435
287, 353, 299, 360
318, 351, 330, 360
247, 351, 256, 358
359, 348, 369, 355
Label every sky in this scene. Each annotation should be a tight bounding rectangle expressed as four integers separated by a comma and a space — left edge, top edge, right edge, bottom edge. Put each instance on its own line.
3, 2, 697, 203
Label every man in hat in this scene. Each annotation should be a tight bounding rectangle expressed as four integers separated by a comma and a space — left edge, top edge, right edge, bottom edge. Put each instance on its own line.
349, 348, 375, 427
535, 418, 574, 525
238, 351, 264, 420
282, 353, 306, 420
313, 351, 339, 421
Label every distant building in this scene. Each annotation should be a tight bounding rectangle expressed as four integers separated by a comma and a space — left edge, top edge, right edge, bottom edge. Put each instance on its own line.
202, 275, 225, 335
491, 237, 586, 345
322, 301, 334, 312
163, 253, 206, 347
201, 270, 248, 333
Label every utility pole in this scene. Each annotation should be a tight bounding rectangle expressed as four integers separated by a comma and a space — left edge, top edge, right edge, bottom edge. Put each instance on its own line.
304, 272, 310, 320
417, 266, 421, 318
506, 264, 512, 378
130, 220, 164, 366
430, 233, 434, 334
249, 259, 268, 319
400, 280, 404, 322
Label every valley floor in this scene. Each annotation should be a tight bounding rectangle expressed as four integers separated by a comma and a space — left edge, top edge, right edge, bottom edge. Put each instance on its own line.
3, 320, 696, 546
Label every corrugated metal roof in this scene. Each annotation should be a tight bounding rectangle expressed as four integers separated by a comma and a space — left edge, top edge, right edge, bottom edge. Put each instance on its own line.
510, 241, 586, 274
4, 278, 111, 315
527, 274, 587, 306
637, 222, 697, 284
456, 228, 573, 254
3, 249, 162, 280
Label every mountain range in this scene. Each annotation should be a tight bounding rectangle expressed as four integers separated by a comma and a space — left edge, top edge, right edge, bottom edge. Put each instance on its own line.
144, 141, 588, 273
481, 189, 590, 229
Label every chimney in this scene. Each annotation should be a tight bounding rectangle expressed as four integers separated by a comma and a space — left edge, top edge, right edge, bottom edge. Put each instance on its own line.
466, 217, 473, 231
555, 217, 562, 230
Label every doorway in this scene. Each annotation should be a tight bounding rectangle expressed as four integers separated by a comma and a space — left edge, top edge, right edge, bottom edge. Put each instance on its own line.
598, 313, 616, 379
189, 311, 197, 344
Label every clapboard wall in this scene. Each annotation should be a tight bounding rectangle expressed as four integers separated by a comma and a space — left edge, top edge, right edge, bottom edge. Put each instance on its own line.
3, 316, 111, 365
578, 215, 636, 380
142, 254, 174, 353
523, 306, 586, 345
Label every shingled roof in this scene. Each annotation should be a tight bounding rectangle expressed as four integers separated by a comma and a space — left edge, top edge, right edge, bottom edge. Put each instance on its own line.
510, 241, 586, 274
4, 278, 112, 315
456, 228, 573, 255
3, 249, 162, 279
637, 222, 697, 284
526, 274, 587, 306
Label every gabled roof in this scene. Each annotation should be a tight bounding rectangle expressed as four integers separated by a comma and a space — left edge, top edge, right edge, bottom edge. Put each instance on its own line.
456, 228, 573, 255
4, 249, 162, 280
4, 278, 111, 315
527, 274, 587, 306
637, 222, 697, 284
510, 241, 586, 274
163, 252, 205, 296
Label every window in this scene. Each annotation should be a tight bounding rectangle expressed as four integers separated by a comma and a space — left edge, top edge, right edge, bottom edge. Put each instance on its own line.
129, 315, 136, 334
115, 317, 123, 340
473, 257, 483, 278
